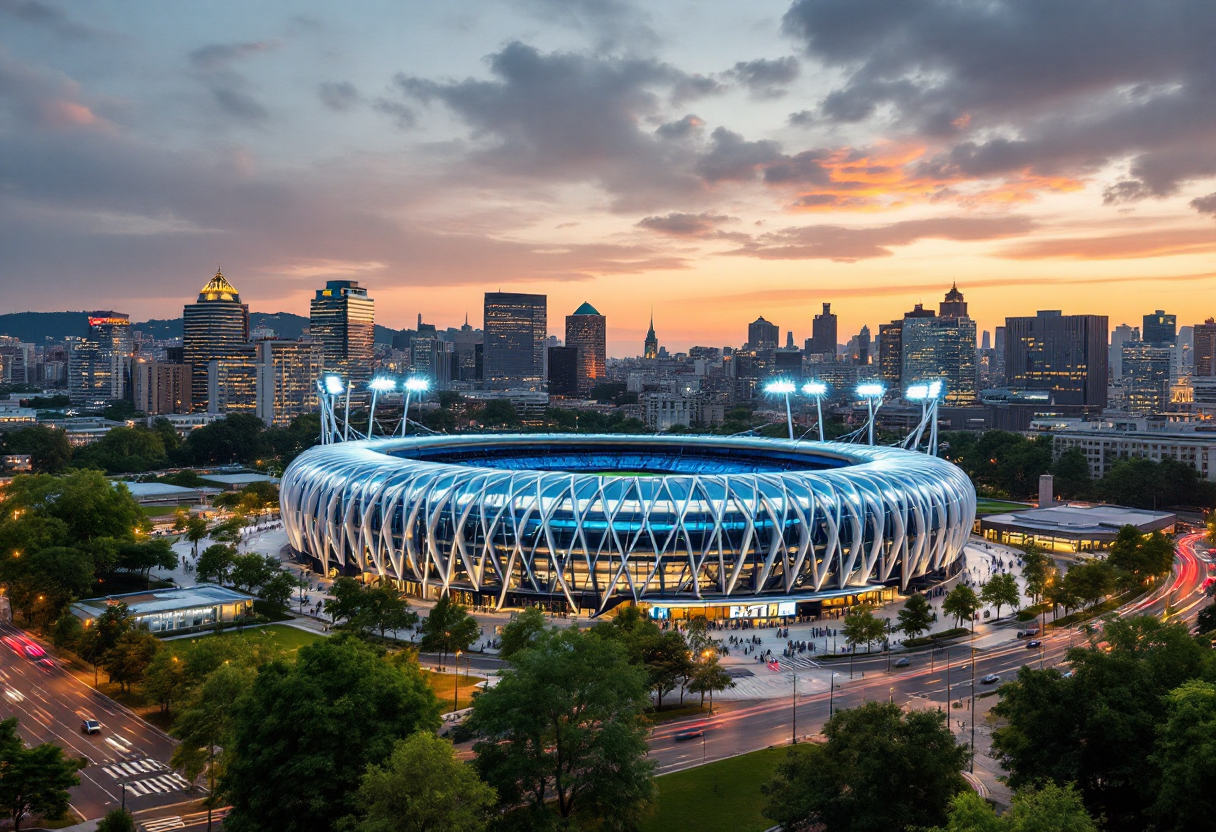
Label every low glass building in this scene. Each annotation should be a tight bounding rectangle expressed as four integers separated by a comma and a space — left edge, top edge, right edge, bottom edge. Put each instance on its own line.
72, 584, 256, 634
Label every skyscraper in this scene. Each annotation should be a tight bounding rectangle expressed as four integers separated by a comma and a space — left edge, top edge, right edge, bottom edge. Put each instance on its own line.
547, 346, 578, 397
878, 321, 903, 388
68, 312, 132, 407
484, 292, 547, 389
565, 302, 606, 396
132, 360, 192, 415
1194, 318, 1216, 377
310, 280, 375, 389
747, 316, 779, 351
1004, 310, 1109, 408
1122, 340, 1172, 414
810, 303, 837, 358
255, 339, 324, 427
1109, 323, 1139, 381
1143, 310, 1177, 346
901, 319, 977, 404
939, 283, 968, 318
184, 269, 249, 412
644, 314, 658, 359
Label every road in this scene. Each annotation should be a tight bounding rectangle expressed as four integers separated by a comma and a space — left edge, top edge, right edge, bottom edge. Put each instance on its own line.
647, 533, 1212, 775
0, 622, 192, 822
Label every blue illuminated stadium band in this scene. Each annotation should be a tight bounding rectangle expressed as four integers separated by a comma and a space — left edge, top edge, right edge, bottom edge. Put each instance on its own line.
280, 434, 977, 614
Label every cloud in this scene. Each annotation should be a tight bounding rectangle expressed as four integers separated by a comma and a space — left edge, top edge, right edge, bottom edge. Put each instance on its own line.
696, 127, 783, 182
0, 52, 109, 131
188, 40, 279, 123
510, 0, 660, 52
0, 0, 100, 39
998, 228, 1216, 260
724, 215, 1035, 261
782, 0, 1216, 207
636, 212, 740, 239
318, 81, 360, 112
1192, 193, 1216, 218
188, 41, 278, 71
725, 57, 799, 99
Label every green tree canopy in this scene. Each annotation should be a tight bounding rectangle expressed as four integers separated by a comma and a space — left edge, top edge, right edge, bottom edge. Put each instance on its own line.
842, 605, 887, 653
221, 635, 440, 832
469, 626, 654, 830
933, 783, 1098, 832
980, 573, 1021, 620
498, 607, 550, 659
419, 594, 480, 666
196, 543, 237, 585
96, 808, 137, 832
1148, 679, 1216, 832
897, 593, 934, 639
0, 425, 72, 474
762, 701, 970, 832
942, 585, 980, 628
0, 718, 83, 832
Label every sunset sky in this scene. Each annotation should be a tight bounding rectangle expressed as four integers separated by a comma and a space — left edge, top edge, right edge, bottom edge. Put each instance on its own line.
2, 0, 1214, 355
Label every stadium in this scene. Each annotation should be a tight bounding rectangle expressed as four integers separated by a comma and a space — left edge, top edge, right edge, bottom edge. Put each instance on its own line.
280, 434, 976, 618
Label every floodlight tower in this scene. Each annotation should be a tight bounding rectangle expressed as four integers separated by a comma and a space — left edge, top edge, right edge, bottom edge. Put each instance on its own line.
399, 377, 430, 436
904, 380, 945, 455
368, 377, 398, 437
802, 380, 827, 442
765, 379, 798, 440
855, 383, 886, 446
319, 375, 348, 444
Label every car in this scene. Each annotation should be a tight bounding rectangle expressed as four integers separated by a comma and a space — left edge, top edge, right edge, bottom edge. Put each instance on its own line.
2, 637, 23, 656
35, 658, 54, 670
1016, 629, 1040, 638
893, 657, 911, 668
673, 726, 706, 741
81, 719, 101, 735
980, 674, 1001, 685
1025, 640, 1042, 649
22, 643, 46, 659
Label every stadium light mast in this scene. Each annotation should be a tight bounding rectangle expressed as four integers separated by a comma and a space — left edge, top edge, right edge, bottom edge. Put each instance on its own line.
855, 383, 885, 446
368, 377, 398, 437
764, 379, 798, 439
904, 379, 944, 455
399, 377, 430, 436
802, 380, 827, 442
319, 375, 348, 444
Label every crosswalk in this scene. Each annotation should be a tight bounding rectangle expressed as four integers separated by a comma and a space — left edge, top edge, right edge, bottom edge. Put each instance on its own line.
100, 758, 194, 797
142, 807, 230, 832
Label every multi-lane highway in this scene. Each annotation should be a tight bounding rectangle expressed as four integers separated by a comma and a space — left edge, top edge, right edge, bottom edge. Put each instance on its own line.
0, 622, 193, 822
647, 533, 1212, 774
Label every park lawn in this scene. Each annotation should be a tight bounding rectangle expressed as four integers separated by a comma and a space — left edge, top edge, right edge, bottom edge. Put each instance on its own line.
167, 623, 323, 656
639, 746, 790, 832
974, 498, 1032, 515
423, 668, 487, 711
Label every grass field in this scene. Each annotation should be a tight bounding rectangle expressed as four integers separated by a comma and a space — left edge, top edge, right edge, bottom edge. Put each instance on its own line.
639, 746, 791, 832
424, 668, 487, 711
974, 498, 1032, 515
167, 623, 322, 655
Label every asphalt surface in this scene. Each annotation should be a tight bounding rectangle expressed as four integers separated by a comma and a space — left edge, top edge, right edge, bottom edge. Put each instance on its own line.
0, 621, 193, 822
646, 532, 1212, 776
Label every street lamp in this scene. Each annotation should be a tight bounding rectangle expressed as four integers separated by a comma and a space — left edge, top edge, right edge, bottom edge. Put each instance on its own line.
368, 377, 398, 437
455, 649, 463, 712
399, 377, 430, 436
802, 380, 827, 442
764, 379, 797, 440
855, 383, 885, 446
829, 671, 839, 718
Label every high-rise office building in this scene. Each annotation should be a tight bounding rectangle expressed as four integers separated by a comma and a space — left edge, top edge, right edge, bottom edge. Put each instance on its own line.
644, 314, 658, 359
1143, 310, 1177, 346
255, 339, 324, 427
1004, 310, 1109, 408
856, 325, 871, 365
1122, 340, 1172, 414
901, 316, 977, 404
132, 360, 192, 415
810, 303, 837, 358
939, 283, 968, 318
1194, 318, 1216, 378
1109, 323, 1139, 381
878, 321, 903, 387
747, 316, 780, 351
207, 354, 258, 415
547, 346, 578, 397
68, 312, 132, 407
484, 292, 547, 389
184, 270, 249, 412
565, 302, 606, 396
310, 280, 375, 389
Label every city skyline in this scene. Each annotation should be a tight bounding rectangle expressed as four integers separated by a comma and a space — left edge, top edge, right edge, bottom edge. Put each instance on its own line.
2, 1, 1214, 355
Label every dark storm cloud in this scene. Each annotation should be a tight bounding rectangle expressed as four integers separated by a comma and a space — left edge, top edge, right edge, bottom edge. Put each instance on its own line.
725, 57, 799, 99
1192, 193, 1216, 218
654, 114, 704, 140
318, 81, 361, 112
762, 149, 831, 185
725, 215, 1035, 261
782, 0, 1216, 214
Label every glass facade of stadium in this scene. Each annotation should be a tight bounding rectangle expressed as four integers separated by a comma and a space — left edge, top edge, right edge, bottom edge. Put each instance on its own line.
281, 435, 977, 616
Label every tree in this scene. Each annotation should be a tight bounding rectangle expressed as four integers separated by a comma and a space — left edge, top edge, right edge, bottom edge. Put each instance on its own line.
221, 636, 440, 832
258, 569, 298, 610
170, 662, 258, 792
1149, 680, 1216, 832
1020, 544, 1051, 606
2, 470, 143, 546
143, 651, 188, 717
762, 701, 970, 832
1063, 560, 1116, 610
843, 605, 886, 653
4, 545, 94, 624
115, 539, 177, 586
1051, 448, 1092, 500
943, 585, 980, 628
184, 515, 209, 557
0, 718, 83, 832
96, 808, 136, 832
338, 732, 496, 832
981, 573, 1020, 620
1108, 527, 1174, 587
196, 544, 237, 585
688, 649, 733, 711
102, 629, 160, 693
210, 516, 246, 549
419, 595, 479, 668
498, 607, 549, 659
592, 606, 692, 708
326, 576, 369, 626
0, 425, 72, 474
933, 783, 1098, 832
51, 608, 83, 651
896, 593, 933, 639
468, 627, 654, 830
228, 552, 276, 595
353, 582, 419, 639
78, 603, 135, 685
1197, 603, 1216, 635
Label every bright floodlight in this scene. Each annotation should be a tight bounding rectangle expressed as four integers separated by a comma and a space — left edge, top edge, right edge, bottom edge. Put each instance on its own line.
803, 381, 827, 397
856, 383, 885, 398
765, 380, 797, 395
369, 377, 398, 393
323, 375, 346, 396
927, 379, 944, 399
404, 377, 430, 393
905, 383, 930, 401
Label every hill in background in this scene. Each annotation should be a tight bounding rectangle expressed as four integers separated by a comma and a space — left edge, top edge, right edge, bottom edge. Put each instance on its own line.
0, 311, 400, 345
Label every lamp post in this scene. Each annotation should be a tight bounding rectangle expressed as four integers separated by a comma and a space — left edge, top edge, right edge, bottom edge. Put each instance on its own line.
368, 377, 398, 437
802, 381, 827, 441
455, 649, 462, 712
829, 672, 838, 717
856, 383, 885, 445
764, 380, 797, 439
790, 671, 798, 744
399, 377, 430, 436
